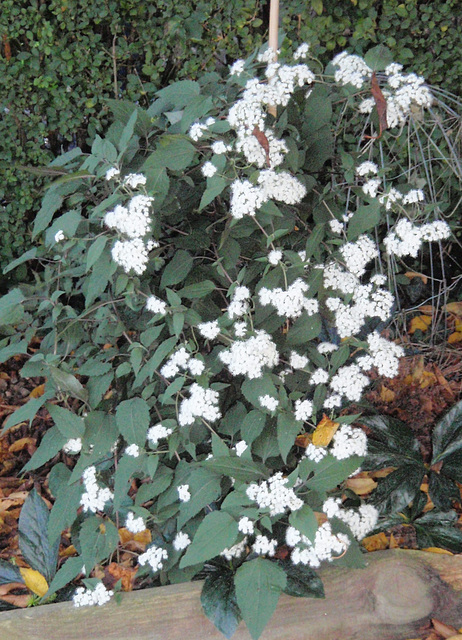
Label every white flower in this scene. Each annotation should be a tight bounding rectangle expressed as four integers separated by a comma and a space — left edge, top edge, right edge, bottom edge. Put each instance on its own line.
340, 235, 379, 278
259, 395, 279, 411
125, 511, 146, 534
252, 535, 277, 557
125, 444, 140, 458
329, 364, 369, 402
54, 230, 65, 243
233, 321, 247, 337
362, 178, 381, 198
234, 440, 248, 457
230, 59, 246, 76
197, 320, 220, 340
258, 170, 307, 204
230, 179, 266, 219
211, 140, 231, 154
304, 443, 327, 463
356, 161, 378, 177
73, 582, 113, 607
317, 342, 338, 354
246, 472, 303, 516
201, 161, 217, 178
268, 249, 282, 265
188, 358, 205, 376
259, 278, 318, 319
331, 425, 367, 460
219, 330, 279, 379
138, 545, 168, 572
178, 383, 221, 426
294, 399, 313, 422
146, 295, 167, 315
293, 43, 310, 60
147, 423, 173, 447
238, 517, 254, 535
290, 352, 309, 369
310, 369, 329, 385
189, 122, 208, 141
111, 238, 152, 275
173, 532, 191, 551
177, 484, 191, 502
63, 438, 82, 454
221, 537, 248, 561
105, 167, 120, 181
122, 173, 146, 189
329, 219, 344, 234
80, 466, 114, 513
332, 52, 372, 89
323, 499, 378, 540
366, 331, 404, 378
403, 189, 424, 204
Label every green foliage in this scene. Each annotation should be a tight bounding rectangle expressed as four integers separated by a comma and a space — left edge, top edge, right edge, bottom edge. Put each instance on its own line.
1, 41, 461, 637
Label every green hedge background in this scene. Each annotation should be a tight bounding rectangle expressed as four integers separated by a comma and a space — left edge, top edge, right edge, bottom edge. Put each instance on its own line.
1, 0, 461, 275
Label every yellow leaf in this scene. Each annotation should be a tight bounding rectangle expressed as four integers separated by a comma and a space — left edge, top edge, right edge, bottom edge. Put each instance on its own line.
379, 384, 395, 403
446, 302, 462, 317
312, 414, 340, 447
29, 383, 46, 399
346, 476, 377, 496
19, 568, 49, 597
362, 532, 388, 552
422, 547, 453, 555
409, 315, 432, 334
448, 332, 462, 344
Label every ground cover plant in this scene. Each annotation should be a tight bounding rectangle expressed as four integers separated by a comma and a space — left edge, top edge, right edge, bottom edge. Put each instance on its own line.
0, 37, 461, 639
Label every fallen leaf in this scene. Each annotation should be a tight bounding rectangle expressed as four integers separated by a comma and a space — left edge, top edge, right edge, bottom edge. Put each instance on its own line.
389, 533, 400, 548
60, 544, 78, 557
19, 568, 49, 597
345, 476, 377, 495
295, 433, 312, 448
445, 302, 462, 317
362, 532, 388, 552
8, 437, 36, 453
379, 384, 395, 403
105, 562, 137, 591
422, 547, 453, 555
312, 414, 340, 447
409, 315, 432, 334
448, 332, 462, 344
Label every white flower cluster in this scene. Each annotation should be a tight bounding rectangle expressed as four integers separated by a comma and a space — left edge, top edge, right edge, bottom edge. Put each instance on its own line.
356, 161, 378, 177
287, 521, 350, 568
258, 169, 307, 204
197, 320, 221, 340
259, 395, 279, 411
177, 484, 191, 502
323, 497, 378, 540
366, 331, 405, 377
259, 278, 318, 319
332, 52, 372, 89
138, 545, 168, 572
252, 535, 277, 557
304, 443, 328, 463
268, 249, 282, 265
111, 237, 158, 275
160, 347, 205, 379
246, 472, 303, 516
330, 425, 368, 460
219, 330, 279, 379
125, 443, 140, 457
173, 531, 191, 551
339, 236, 378, 278
201, 161, 217, 178
238, 516, 255, 535
54, 229, 66, 243
329, 364, 370, 402
230, 179, 266, 219
63, 437, 82, 454
384, 219, 451, 257
188, 117, 215, 141
125, 511, 146, 534
105, 195, 154, 239
222, 537, 248, 561
234, 440, 248, 457
147, 423, 173, 447
178, 383, 221, 426
105, 167, 120, 181
146, 295, 167, 316
356, 61, 433, 128
293, 43, 310, 60
294, 398, 313, 421
290, 351, 309, 369
227, 285, 250, 319
73, 582, 113, 607
80, 466, 113, 513
122, 173, 146, 189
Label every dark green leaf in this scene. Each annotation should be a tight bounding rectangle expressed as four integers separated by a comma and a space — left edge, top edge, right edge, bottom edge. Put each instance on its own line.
201, 569, 242, 639
0, 288, 25, 325
371, 464, 425, 513
116, 397, 150, 447
277, 412, 301, 462
431, 399, 462, 464
177, 468, 221, 529
204, 456, 268, 482
0, 559, 24, 586
160, 250, 194, 290
47, 366, 88, 404
277, 559, 324, 598
18, 489, 59, 582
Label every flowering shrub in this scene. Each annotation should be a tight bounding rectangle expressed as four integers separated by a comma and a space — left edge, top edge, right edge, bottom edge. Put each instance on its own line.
0, 42, 456, 638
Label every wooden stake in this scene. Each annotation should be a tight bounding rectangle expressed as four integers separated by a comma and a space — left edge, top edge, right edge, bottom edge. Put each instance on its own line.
267, 0, 279, 118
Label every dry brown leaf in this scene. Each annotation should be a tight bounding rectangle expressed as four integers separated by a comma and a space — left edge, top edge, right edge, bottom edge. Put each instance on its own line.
362, 532, 388, 552
345, 476, 377, 495
405, 271, 428, 284
60, 544, 78, 557
370, 467, 396, 478
379, 384, 395, 403
295, 433, 312, 448
445, 636, 462, 640
445, 302, 462, 317
28, 383, 46, 399
8, 437, 36, 453
105, 562, 137, 592
389, 533, 400, 549
312, 414, 340, 447
432, 618, 459, 638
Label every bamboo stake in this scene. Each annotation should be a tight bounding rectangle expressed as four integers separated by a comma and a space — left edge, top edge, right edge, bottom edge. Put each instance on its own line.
267, 0, 279, 117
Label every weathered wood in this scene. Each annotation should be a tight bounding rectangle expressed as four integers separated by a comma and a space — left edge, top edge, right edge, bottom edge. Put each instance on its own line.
1, 550, 462, 640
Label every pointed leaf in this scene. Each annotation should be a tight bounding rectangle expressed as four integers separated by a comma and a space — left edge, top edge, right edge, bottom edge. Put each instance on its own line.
19, 568, 49, 597
431, 399, 462, 463
116, 397, 150, 447
201, 569, 241, 639
234, 558, 286, 640
180, 511, 238, 569
0, 559, 24, 586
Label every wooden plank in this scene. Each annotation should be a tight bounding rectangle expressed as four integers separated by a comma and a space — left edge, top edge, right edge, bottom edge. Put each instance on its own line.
1, 550, 462, 640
